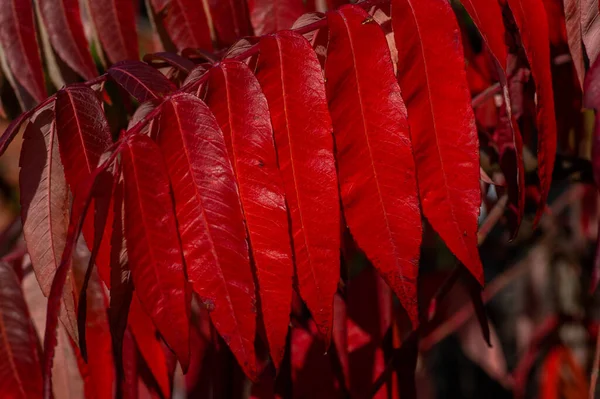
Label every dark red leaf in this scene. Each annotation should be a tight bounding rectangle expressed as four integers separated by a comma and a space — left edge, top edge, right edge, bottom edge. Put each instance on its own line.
248, 0, 306, 35
143, 52, 196, 73
392, 0, 483, 284
128, 295, 170, 398
121, 133, 190, 370
325, 5, 421, 327
38, 0, 97, 80
0, 0, 47, 102
108, 60, 177, 102
55, 85, 114, 288
155, 93, 257, 378
256, 30, 340, 343
204, 60, 293, 369
0, 110, 32, 157
85, 0, 138, 63
460, 0, 525, 236
154, 0, 213, 52
0, 261, 44, 399
505, 0, 557, 225
207, 0, 253, 47
19, 105, 79, 342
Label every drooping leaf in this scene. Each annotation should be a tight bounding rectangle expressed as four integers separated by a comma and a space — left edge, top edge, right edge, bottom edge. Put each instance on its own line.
392, 0, 483, 284
19, 105, 79, 342
108, 60, 177, 102
0, 261, 44, 399
583, 0, 600, 67
55, 85, 114, 288
0, 0, 47, 102
143, 52, 196, 73
121, 133, 190, 370
204, 60, 293, 368
207, 0, 253, 47
85, 0, 138, 63
505, 0, 557, 225
37, 0, 97, 80
153, 0, 213, 52
256, 30, 340, 343
128, 295, 170, 399
562, 0, 585, 87
460, 0, 525, 236
155, 93, 257, 378
0, 110, 33, 157
248, 0, 306, 35
325, 5, 421, 327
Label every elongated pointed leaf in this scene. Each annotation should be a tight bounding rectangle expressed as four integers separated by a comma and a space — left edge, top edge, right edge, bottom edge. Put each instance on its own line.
392, 0, 483, 284
143, 52, 196, 73
19, 105, 79, 342
583, 0, 600, 67
205, 60, 293, 368
256, 30, 340, 342
156, 93, 257, 378
248, 0, 306, 35
108, 60, 177, 102
460, 0, 525, 236
0, 110, 33, 157
86, 0, 138, 63
505, 0, 557, 225
156, 0, 213, 51
325, 5, 421, 327
0, 0, 47, 102
563, 0, 585, 87
121, 133, 190, 370
207, 0, 252, 47
55, 85, 114, 288
0, 261, 44, 399
37, 0, 97, 80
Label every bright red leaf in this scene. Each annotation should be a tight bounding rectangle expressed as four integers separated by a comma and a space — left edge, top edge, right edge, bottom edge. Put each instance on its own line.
256, 30, 340, 343
204, 60, 294, 369
325, 5, 421, 327
121, 133, 190, 371
156, 93, 258, 378
392, 0, 483, 284
248, 0, 306, 35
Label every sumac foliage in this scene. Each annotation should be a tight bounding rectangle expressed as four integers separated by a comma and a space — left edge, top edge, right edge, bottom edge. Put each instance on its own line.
0, 0, 598, 397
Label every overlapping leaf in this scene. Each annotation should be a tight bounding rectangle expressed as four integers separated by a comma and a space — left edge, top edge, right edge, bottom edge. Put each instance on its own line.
392, 0, 483, 284
0, 261, 44, 399
156, 93, 257, 378
207, 0, 253, 47
37, 0, 97, 80
248, 0, 306, 35
153, 0, 213, 51
121, 133, 190, 370
85, 0, 138, 63
0, 0, 47, 102
256, 30, 340, 342
505, 0, 557, 225
204, 60, 293, 368
325, 5, 421, 326
108, 60, 177, 102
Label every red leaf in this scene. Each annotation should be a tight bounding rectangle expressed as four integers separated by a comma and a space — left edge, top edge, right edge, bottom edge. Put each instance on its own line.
155, 0, 213, 52
256, 30, 340, 342
325, 5, 421, 326
0, 110, 33, 157
19, 105, 79, 342
55, 85, 114, 288
207, 0, 253, 47
248, 0, 306, 35
505, 0, 557, 225
85, 0, 138, 63
38, 0, 97, 80
108, 61, 177, 102
583, 0, 600, 68
128, 295, 170, 399
143, 52, 196, 73
0, 261, 44, 399
563, 0, 585, 87
155, 93, 257, 378
0, 0, 47, 102
460, 0, 525, 236
121, 134, 190, 370
392, 0, 483, 284
204, 60, 293, 369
